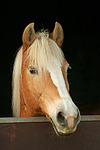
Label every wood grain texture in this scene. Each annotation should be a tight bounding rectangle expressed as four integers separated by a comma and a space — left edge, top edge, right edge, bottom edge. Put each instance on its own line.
0, 116, 100, 150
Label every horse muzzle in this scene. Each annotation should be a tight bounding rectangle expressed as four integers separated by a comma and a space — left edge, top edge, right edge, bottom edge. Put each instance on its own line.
50, 109, 81, 136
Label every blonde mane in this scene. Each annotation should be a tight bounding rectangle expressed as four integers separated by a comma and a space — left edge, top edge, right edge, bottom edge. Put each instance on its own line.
12, 31, 65, 117
12, 48, 22, 117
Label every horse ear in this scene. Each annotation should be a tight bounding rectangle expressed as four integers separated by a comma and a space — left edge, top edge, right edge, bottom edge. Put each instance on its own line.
22, 23, 36, 51
50, 22, 64, 47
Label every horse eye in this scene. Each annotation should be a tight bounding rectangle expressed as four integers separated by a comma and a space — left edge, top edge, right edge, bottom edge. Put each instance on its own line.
29, 66, 38, 76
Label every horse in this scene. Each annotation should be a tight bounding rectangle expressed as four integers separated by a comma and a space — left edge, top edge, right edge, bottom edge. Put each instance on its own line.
12, 22, 81, 135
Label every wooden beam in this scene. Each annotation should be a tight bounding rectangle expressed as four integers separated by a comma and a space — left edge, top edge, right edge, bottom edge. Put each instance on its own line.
0, 115, 100, 123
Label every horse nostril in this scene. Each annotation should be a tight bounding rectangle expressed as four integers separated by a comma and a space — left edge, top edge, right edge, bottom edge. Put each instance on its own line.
57, 112, 66, 126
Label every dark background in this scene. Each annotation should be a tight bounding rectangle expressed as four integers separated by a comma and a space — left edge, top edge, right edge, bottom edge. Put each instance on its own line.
0, 1, 100, 116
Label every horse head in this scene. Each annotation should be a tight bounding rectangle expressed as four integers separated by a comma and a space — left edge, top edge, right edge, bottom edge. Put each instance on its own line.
12, 22, 81, 135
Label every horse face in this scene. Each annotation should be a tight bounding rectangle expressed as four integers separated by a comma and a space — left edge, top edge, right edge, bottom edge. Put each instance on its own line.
20, 22, 81, 135
21, 52, 80, 135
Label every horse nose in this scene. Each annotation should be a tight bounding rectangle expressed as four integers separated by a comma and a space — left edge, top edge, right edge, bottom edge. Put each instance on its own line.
57, 112, 67, 126
57, 110, 80, 130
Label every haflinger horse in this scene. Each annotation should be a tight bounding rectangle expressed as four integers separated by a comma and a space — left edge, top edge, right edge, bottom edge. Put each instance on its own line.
12, 22, 81, 136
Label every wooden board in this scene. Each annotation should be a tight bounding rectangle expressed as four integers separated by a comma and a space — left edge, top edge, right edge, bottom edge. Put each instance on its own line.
0, 115, 100, 150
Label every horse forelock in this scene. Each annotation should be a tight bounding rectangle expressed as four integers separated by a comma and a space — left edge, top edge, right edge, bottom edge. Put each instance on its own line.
26, 31, 65, 71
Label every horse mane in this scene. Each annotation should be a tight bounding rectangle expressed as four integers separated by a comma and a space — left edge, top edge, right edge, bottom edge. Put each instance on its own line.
12, 47, 22, 117
12, 31, 65, 117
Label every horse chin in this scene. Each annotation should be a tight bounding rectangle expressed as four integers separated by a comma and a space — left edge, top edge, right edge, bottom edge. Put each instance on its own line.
49, 118, 77, 136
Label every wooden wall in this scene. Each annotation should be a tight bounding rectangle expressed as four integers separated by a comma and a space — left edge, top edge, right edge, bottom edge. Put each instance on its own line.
0, 116, 100, 150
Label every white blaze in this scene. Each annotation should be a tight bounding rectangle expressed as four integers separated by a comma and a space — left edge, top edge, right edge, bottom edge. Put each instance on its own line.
47, 60, 77, 117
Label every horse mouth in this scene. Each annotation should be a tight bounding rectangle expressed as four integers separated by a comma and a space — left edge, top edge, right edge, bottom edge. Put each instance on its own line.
49, 118, 76, 136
